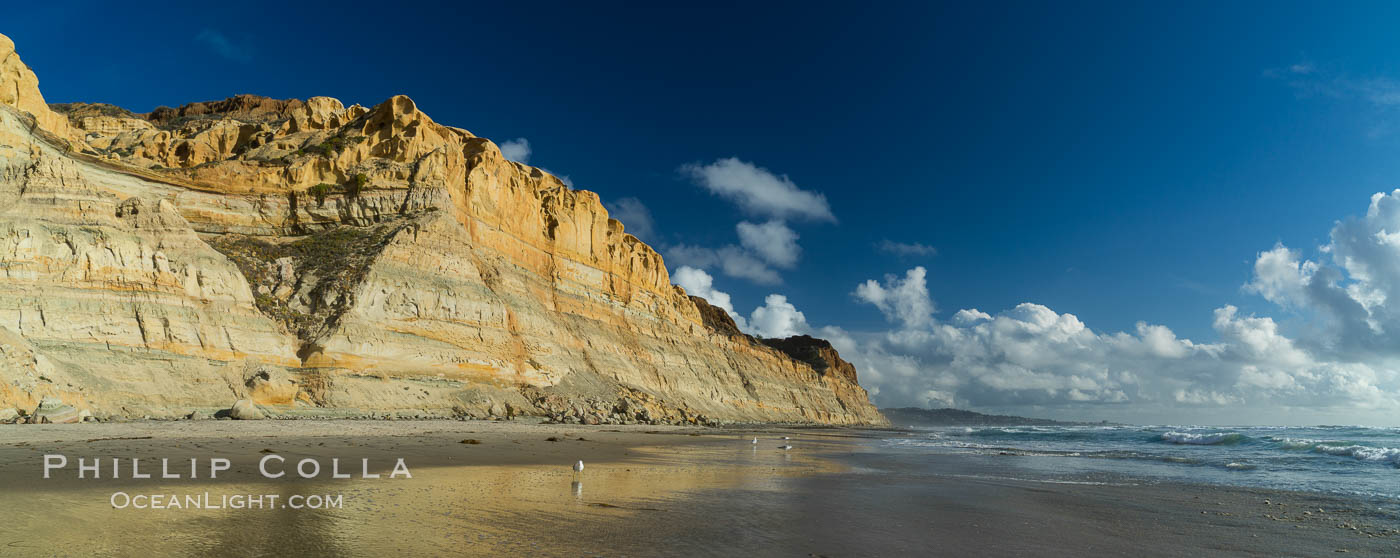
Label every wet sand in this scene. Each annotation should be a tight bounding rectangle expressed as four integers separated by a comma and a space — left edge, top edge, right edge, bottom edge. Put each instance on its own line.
1, 420, 1396, 557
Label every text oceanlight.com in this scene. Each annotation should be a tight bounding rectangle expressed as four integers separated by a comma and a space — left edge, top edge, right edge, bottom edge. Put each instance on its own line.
110, 492, 344, 510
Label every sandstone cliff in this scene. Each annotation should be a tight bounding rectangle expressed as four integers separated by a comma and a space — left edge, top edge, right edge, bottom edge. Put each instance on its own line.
0, 33, 886, 426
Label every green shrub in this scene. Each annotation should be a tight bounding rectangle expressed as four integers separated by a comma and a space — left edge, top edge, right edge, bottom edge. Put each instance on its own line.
308, 183, 336, 207
346, 173, 368, 198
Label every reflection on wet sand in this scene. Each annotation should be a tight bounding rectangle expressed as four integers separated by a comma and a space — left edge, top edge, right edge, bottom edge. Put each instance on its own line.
10, 422, 1397, 556
0, 426, 844, 557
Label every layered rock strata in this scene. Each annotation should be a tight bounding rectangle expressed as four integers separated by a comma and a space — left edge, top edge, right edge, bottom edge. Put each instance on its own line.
0, 33, 885, 426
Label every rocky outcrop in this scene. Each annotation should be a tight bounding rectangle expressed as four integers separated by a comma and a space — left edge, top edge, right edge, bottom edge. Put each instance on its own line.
227, 399, 264, 420
0, 34, 76, 145
146, 95, 309, 127
31, 396, 79, 423
761, 335, 861, 384
0, 33, 886, 426
690, 295, 745, 337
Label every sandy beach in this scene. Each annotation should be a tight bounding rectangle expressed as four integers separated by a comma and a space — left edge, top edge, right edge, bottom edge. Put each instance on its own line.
1, 420, 1397, 557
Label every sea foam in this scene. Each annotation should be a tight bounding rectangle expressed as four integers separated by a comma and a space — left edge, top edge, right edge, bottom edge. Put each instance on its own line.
1311, 444, 1400, 466
1158, 431, 1248, 446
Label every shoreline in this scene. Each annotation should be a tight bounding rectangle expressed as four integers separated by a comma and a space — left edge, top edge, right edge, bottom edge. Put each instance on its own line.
2, 421, 1397, 556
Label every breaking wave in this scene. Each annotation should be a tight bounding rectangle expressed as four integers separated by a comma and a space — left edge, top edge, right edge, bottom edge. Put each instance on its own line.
1157, 431, 1249, 446
1309, 444, 1400, 465
884, 423, 1400, 499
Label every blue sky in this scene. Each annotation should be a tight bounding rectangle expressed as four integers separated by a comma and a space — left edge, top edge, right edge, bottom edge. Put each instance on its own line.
12, 2, 1400, 423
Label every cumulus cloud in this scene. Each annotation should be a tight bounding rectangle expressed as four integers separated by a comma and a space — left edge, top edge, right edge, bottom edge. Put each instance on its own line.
748, 294, 810, 338
663, 190, 1400, 421
605, 197, 656, 242
715, 246, 781, 284
662, 154, 1400, 423
665, 244, 781, 285
831, 282, 1400, 421
672, 267, 809, 338
795, 187, 1400, 423
1240, 189, 1400, 358
680, 158, 836, 222
195, 30, 253, 63
499, 138, 531, 163
877, 240, 937, 257
664, 226, 799, 285
736, 220, 800, 268
673, 266, 748, 331
665, 244, 720, 269
669, 158, 835, 285
1244, 244, 1317, 308
854, 266, 935, 329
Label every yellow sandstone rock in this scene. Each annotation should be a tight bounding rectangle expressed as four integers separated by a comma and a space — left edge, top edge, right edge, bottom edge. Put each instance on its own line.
0, 34, 78, 145
0, 32, 886, 425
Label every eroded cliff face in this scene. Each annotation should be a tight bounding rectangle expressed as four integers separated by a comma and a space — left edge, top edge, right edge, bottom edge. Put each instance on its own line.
0, 33, 886, 425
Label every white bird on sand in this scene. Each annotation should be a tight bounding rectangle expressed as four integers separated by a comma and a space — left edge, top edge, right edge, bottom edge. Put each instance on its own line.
779, 445, 793, 450
573, 460, 584, 474
751, 437, 758, 444
782, 436, 790, 440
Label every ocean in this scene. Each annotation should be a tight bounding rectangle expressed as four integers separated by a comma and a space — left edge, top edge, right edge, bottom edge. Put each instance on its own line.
883, 424, 1400, 503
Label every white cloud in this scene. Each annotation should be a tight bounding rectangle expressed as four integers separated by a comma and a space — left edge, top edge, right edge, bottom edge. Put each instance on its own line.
195, 30, 253, 63
669, 188, 1400, 423
1242, 189, 1400, 356
665, 244, 720, 269
736, 220, 800, 268
499, 138, 531, 164
1174, 389, 1242, 406
605, 197, 656, 241
825, 254, 1400, 422
673, 266, 748, 331
1211, 305, 1310, 369
748, 294, 809, 338
1244, 244, 1317, 308
660, 189, 1400, 422
673, 267, 809, 339
877, 240, 937, 257
952, 309, 991, 325
680, 158, 836, 222
665, 244, 781, 285
811, 188, 1400, 421
1236, 365, 1300, 392
717, 246, 781, 284
854, 266, 934, 329
668, 158, 836, 285
837, 295, 1207, 413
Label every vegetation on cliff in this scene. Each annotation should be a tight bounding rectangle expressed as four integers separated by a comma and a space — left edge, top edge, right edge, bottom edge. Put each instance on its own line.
206, 218, 415, 358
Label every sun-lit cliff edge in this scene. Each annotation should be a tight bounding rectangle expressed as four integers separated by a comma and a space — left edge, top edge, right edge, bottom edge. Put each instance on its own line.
0, 33, 886, 425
